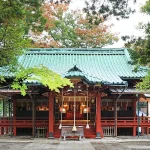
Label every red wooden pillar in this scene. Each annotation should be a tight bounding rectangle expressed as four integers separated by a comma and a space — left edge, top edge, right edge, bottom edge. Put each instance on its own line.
96, 92, 104, 138
48, 92, 54, 139
146, 127, 149, 135
141, 127, 145, 135
133, 126, 136, 136
13, 99, 16, 136
0, 127, 4, 135
6, 127, 8, 134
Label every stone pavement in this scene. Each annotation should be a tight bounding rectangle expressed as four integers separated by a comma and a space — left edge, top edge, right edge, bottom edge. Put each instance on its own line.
1, 136, 150, 150
0, 138, 95, 150
57, 140, 95, 150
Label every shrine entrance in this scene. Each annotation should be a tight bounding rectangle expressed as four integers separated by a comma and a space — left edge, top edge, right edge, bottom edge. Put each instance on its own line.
54, 96, 96, 124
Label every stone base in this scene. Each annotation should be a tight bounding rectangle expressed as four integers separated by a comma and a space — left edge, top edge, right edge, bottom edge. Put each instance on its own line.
95, 132, 101, 139
95, 136, 101, 139
48, 137, 54, 139
48, 132, 54, 139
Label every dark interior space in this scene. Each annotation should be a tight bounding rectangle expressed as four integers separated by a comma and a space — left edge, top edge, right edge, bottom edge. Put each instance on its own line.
117, 128, 133, 136
16, 128, 32, 136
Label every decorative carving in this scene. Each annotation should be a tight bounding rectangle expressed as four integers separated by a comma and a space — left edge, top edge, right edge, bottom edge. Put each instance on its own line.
77, 92, 86, 96
101, 92, 108, 97
42, 92, 49, 97
89, 92, 96, 97
64, 92, 73, 96
55, 93, 61, 97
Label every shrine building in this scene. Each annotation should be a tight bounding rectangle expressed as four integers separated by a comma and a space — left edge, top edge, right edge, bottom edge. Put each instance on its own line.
0, 48, 149, 138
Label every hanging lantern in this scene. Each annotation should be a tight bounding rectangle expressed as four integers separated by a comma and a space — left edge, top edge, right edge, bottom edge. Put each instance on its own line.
83, 108, 87, 113
77, 85, 82, 92
60, 107, 66, 113
91, 99, 94, 104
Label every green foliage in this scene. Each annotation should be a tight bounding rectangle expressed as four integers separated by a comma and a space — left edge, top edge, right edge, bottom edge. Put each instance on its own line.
125, 0, 150, 66
0, 75, 5, 83
11, 66, 73, 96
141, 0, 150, 14
0, 20, 31, 67
124, 0, 150, 92
84, 0, 136, 21
136, 71, 150, 93
125, 37, 150, 66
34, 5, 118, 48
0, 1, 73, 96
49, 13, 78, 47
0, 0, 46, 68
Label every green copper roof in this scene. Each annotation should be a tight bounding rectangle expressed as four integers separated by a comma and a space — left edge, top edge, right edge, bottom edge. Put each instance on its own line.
62, 65, 104, 84
18, 48, 147, 85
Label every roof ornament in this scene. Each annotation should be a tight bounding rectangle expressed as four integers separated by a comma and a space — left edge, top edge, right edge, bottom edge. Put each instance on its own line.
68, 65, 82, 72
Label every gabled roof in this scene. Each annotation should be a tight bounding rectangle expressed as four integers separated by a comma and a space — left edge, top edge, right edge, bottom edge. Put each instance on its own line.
18, 48, 147, 86
62, 65, 104, 84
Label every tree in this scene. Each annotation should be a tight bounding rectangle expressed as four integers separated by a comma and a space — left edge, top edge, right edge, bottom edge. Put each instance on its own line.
83, 0, 136, 21
124, 0, 150, 92
136, 71, 150, 93
0, 0, 72, 95
11, 66, 73, 96
0, 0, 46, 68
31, 3, 118, 48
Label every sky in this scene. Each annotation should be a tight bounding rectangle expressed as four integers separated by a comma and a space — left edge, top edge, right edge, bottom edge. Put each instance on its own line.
69, 0, 149, 48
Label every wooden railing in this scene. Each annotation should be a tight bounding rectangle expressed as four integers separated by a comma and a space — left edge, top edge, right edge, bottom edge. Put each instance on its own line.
101, 116, 150, 127
0, 116, 150, 128
0, 117, 48, 127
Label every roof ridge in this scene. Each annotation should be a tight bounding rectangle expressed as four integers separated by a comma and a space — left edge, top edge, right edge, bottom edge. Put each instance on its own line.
26, 48, 127, 55
27, 48, 125, 51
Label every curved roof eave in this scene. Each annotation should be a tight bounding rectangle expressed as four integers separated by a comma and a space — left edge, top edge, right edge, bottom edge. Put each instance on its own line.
62, 65, 128, 86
